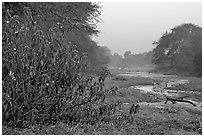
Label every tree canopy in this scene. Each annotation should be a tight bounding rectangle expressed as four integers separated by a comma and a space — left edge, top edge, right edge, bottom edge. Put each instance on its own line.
2, 2, 110, 67
152, 23, 202, 77
2, 2, 112, 128
108, 51, 153, 69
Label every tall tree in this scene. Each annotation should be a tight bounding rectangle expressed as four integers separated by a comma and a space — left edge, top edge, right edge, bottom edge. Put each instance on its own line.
2, 2, 109, 67
152, 23, 202, 76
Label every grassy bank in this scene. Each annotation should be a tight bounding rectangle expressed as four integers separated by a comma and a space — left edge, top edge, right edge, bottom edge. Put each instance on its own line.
150, 66, 202, 78
165, 77, 202, 92
104, 75, 153, 89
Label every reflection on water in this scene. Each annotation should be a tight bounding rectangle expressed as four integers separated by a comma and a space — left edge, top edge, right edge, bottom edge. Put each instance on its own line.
131, 85, 185, 97
121, 71, 190, 97
120, 71, 201, 110
120, 71, 201, 109
131, 85, 201, 110
119, 71, 177, 78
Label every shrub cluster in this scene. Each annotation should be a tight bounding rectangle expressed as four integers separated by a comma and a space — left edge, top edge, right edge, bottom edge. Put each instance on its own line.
2, 7, 134, 128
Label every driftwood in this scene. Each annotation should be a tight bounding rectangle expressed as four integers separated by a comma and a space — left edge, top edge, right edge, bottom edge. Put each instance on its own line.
164, 96, 196, 107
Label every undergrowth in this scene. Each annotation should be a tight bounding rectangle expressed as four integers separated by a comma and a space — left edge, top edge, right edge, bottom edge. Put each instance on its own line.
2, 7, 134, 130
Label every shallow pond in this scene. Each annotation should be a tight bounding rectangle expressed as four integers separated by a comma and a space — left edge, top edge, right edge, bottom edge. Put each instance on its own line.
121, 71, 201, 110
119, 71, 177, 78
131, 85, 191, 97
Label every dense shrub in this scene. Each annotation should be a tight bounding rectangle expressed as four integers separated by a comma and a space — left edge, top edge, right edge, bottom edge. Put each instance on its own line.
2, 6, 133, 128
2, 7, 85, 127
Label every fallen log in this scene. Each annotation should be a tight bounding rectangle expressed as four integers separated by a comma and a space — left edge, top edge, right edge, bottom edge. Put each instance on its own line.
164, 96, 196, 107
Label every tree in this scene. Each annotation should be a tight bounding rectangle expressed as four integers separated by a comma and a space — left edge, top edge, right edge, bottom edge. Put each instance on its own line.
109, 53, 123, 67
194, 53, 202, 77
124, 51, 132, 58
108, 50, 153, 69
152, 31, 172, 67
152, 23, 202, 76
2, 2, 109, 67
2, 2, 113, 128
93, 46, 111, 66
3, 2, 100, 34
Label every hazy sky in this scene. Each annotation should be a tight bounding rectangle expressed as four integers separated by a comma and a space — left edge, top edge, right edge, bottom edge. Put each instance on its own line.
92, 2, 202, 55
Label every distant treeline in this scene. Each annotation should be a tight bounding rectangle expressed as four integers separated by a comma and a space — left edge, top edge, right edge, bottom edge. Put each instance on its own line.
108, 23, 202, 77
108, 51, 153, 69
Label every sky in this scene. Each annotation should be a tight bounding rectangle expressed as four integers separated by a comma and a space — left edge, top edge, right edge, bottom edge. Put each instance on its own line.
92, 2, 202, 55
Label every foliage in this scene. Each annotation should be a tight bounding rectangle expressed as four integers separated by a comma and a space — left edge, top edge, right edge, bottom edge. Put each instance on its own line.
2, 2, 110, 67
152, 23, 202, 77
2, 3, 132, 128
92, 46, 111, 66
193, 53, 202, 77
108, 53, 124, 68
109, 51, 153, 69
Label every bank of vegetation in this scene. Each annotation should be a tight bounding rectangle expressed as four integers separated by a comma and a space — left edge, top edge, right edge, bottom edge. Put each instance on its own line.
151, 23, 202, 77
2, 2, 123, 134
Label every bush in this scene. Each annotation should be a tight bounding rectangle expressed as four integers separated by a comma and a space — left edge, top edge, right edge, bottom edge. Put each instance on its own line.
2, 7, 87, 127
2, 7, 132, 128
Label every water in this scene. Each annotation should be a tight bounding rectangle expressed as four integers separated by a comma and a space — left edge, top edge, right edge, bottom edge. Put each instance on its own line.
131, 85, 187, 97
131, 85, 201, 110
119, 71, 177, 78
121, 71, 201, 110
